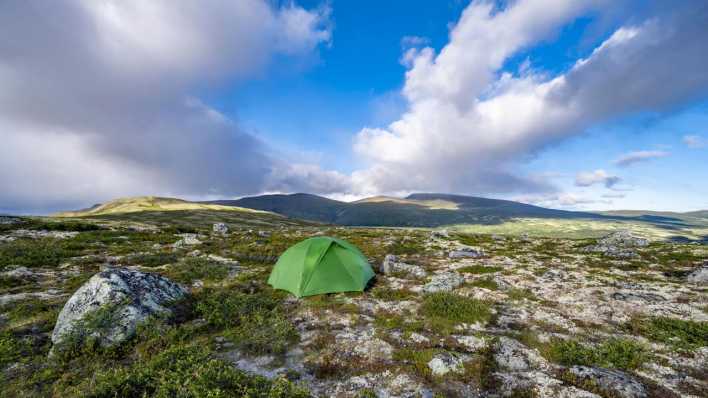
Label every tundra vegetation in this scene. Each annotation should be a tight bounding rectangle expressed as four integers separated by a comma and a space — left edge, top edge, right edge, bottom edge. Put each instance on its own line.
0, 211, 706, 397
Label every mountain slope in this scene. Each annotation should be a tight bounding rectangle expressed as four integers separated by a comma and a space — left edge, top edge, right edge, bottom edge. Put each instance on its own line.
55, 196, 270, 217
213, 193, 607, 227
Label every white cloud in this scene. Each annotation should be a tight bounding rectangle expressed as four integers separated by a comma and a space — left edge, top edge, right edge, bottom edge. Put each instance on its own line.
614, 150, 670, 167
0, 0, 332, 213
575, 170, 620, 188
351, 0, 708, 197
683, 135, 706, 149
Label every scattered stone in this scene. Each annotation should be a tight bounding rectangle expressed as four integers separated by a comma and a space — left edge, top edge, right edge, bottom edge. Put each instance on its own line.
380, 254, 427, 279
173, 233, 201, 247
449, 246, 485, 259
51, 268, 187, 349
212, 222, 229, 235
584, 231, 648, 258
566, 366, 648, 398
0, 289, 66, 306
686, 264, 708, 284
422, 272, 464, 293
408, 332, 429, 344
10, 229, 79, 239
427, 352, 463, 376
453, 335, 486, 352
430, 229, 449, 239
257, 230, 271, 238
492, 234, 506, 241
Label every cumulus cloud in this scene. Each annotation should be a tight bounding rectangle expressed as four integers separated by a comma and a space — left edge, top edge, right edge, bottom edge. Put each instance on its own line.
575, 170, 620, 188
683, 135, 706, 149
614, 150, 670, 167
0, 0, 332, 213
351, 0, 708, 197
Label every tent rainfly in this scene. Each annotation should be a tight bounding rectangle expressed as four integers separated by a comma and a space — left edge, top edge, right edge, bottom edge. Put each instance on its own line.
267, 236, 375, 297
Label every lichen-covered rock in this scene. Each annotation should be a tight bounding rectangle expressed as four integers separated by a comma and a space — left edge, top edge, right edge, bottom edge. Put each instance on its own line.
212, 222, 229, 235
566, 366, 648, 398
381, 254, 427, 279
51, 268, 187, 348
428, 352, 464, 376
422, 272, 464, 293
449, 246, 484, 259
495, 337, 548, 371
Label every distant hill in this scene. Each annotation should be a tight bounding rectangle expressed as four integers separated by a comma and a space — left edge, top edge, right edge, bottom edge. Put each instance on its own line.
208, 193, 607, 227
55, 196, 269, 217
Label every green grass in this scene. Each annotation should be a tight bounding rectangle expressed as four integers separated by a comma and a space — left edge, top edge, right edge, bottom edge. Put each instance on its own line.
507, 288, 537, 301
627, 316, 708, 351
421, 292, 491, 328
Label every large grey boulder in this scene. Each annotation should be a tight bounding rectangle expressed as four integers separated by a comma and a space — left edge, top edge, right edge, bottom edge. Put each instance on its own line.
51, 268, 187, 349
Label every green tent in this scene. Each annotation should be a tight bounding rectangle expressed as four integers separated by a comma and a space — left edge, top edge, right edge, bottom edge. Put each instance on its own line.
267, 236, 375, 298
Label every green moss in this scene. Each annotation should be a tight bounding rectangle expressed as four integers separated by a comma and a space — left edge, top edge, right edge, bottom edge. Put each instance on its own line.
628, 316, 708, 351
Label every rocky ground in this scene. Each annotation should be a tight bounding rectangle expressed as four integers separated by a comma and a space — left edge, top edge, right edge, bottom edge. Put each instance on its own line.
0, 216, 706, 397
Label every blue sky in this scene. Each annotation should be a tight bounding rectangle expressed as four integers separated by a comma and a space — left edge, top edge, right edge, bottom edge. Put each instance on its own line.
1, 0, 707, 213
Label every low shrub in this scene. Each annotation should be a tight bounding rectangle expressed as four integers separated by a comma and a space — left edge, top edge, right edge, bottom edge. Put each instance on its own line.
627, 316, 708, 351
421, 292, 491, 326
545, 338, 648, 370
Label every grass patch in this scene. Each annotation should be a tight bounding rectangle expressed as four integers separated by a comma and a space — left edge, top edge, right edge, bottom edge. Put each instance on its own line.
458, 265, 502, 274
370, 286, 415, 301
507, 288, 536, 301
195, 288, 298, 355
545, 338, 648, 370
165, 257, 230, 284
421, 292, 491, 327
627, 316, 708, 351
468, 277, 499, 290
0, 239, 76, 269
124, 252, 179, 267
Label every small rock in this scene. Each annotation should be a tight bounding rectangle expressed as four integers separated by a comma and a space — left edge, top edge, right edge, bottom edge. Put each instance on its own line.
686, 265, 708, 284
257, 230, 271, 238
409, 332, 430, 344
422, 272, 464, 293
381, 254, 427, 279
449, 246, 485, 259
495, 337, 548, 371
454, 335, 486, 352
173, 233, 201, 247
212, 223, 229, 235
566, 366, 648, 398
427, 352, 463, 376
431, 229, 449, 239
